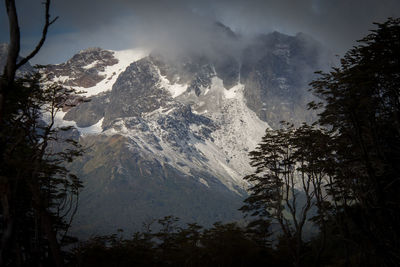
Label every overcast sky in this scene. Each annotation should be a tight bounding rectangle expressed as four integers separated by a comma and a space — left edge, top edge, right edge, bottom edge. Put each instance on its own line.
1, 0, 399, 64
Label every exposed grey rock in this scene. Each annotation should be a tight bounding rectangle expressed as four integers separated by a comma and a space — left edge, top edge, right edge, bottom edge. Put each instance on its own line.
70, 135, 243, 237
63, 92, 109, 127
241, 31, 328, 128
146, 31, 328, 128
213, 56, 240, 89
44, 47, 118, 88
103, 57, 171, 128
41, 26, 333, 236
187, 64, 214, 96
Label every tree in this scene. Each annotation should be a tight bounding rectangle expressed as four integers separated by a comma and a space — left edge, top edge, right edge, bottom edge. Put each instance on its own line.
242, 17, 400, 267
309, 17, 400, 266
70, 217, 272, 267
0, 1, 83, 266
0, 0, 58, 122
241, 124, 332, 267
0, 72, 83, 267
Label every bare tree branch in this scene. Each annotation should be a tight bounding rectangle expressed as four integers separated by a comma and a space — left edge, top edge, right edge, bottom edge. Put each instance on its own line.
16, 0, 58, 69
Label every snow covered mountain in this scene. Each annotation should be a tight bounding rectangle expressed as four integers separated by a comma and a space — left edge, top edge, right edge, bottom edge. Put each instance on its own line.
39, 27, 330, 235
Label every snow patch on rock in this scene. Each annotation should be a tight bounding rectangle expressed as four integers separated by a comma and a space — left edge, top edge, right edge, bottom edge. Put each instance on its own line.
158, 73, 188, 98
46, 110, 104, 135
196, 77, 269, 180
199, 178, 210, 187
78, 117, 104, 135
74, 49, 148, 97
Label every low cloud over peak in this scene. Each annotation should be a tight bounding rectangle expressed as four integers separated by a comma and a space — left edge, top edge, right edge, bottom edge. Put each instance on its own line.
0, 0, 399, 64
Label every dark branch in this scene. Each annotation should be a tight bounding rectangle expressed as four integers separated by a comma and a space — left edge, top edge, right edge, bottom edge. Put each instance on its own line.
3, 0, 21, 83
16, 0, 58, 69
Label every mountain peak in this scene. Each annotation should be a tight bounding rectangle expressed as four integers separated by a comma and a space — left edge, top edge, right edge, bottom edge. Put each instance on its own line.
213, 21, 237, 39
78, 47, 106, 54
41, 32, 331, 234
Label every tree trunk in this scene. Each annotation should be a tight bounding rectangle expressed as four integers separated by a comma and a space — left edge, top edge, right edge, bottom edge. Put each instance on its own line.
0, 0, 21, 122
40, 210, 64, 267
0, 183, 13, 267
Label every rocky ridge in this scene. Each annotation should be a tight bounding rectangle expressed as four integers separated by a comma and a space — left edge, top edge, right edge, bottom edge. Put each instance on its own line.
39, 28, 331, 235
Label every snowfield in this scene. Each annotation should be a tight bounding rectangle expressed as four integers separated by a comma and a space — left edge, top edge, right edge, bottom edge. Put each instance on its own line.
73, 49, 148, 97
50, 50, 269, 194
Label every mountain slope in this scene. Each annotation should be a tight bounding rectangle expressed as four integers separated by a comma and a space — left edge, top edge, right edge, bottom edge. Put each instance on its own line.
42, 29, 331, 235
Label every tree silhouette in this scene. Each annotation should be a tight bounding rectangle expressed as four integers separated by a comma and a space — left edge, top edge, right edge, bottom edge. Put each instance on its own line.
0, 1, 82, 266
309, 17, 400, 266
240, 124, 332, 267
242, 18, 400, 266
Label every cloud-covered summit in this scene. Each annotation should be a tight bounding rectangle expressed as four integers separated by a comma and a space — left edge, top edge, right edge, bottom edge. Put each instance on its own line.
0, 0, 399, 64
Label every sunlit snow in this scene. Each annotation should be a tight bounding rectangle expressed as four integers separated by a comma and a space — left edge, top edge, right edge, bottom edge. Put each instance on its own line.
78, 118, 104, 135
100, 76, 269, 193
49, 110, 104, 135
158, 74, 188, 98
49, 54, 270, 194
74, 49, 148, 97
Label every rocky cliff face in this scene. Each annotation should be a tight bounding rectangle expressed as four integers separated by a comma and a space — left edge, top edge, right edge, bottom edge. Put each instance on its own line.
45, 47, 118, 88
241, 32, 329, 128
41, 27, 331, 235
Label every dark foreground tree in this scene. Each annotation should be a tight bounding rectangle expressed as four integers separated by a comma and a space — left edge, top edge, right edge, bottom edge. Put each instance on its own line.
0, 1, 83, 266
240, 124, 332, 267
0, 0, 58, 122
309, 17, 400, 266
0, 72, 83, 267
241, 17, 400, 267
69, 217, 275, 267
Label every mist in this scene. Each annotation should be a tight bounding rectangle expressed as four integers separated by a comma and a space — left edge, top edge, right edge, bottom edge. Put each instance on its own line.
0, 0, 399, 64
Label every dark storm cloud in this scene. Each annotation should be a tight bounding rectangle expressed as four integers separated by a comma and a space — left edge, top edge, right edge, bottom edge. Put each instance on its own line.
209, 0, 400, 52
1, 0, 399, 63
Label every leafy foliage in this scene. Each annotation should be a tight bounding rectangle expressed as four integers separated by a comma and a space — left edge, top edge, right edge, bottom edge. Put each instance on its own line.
0, 72, 83, 266
241, 17, 400, 266
240, 124, 332, 266
309, 17, 400, 266
69, 216, 275, 267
